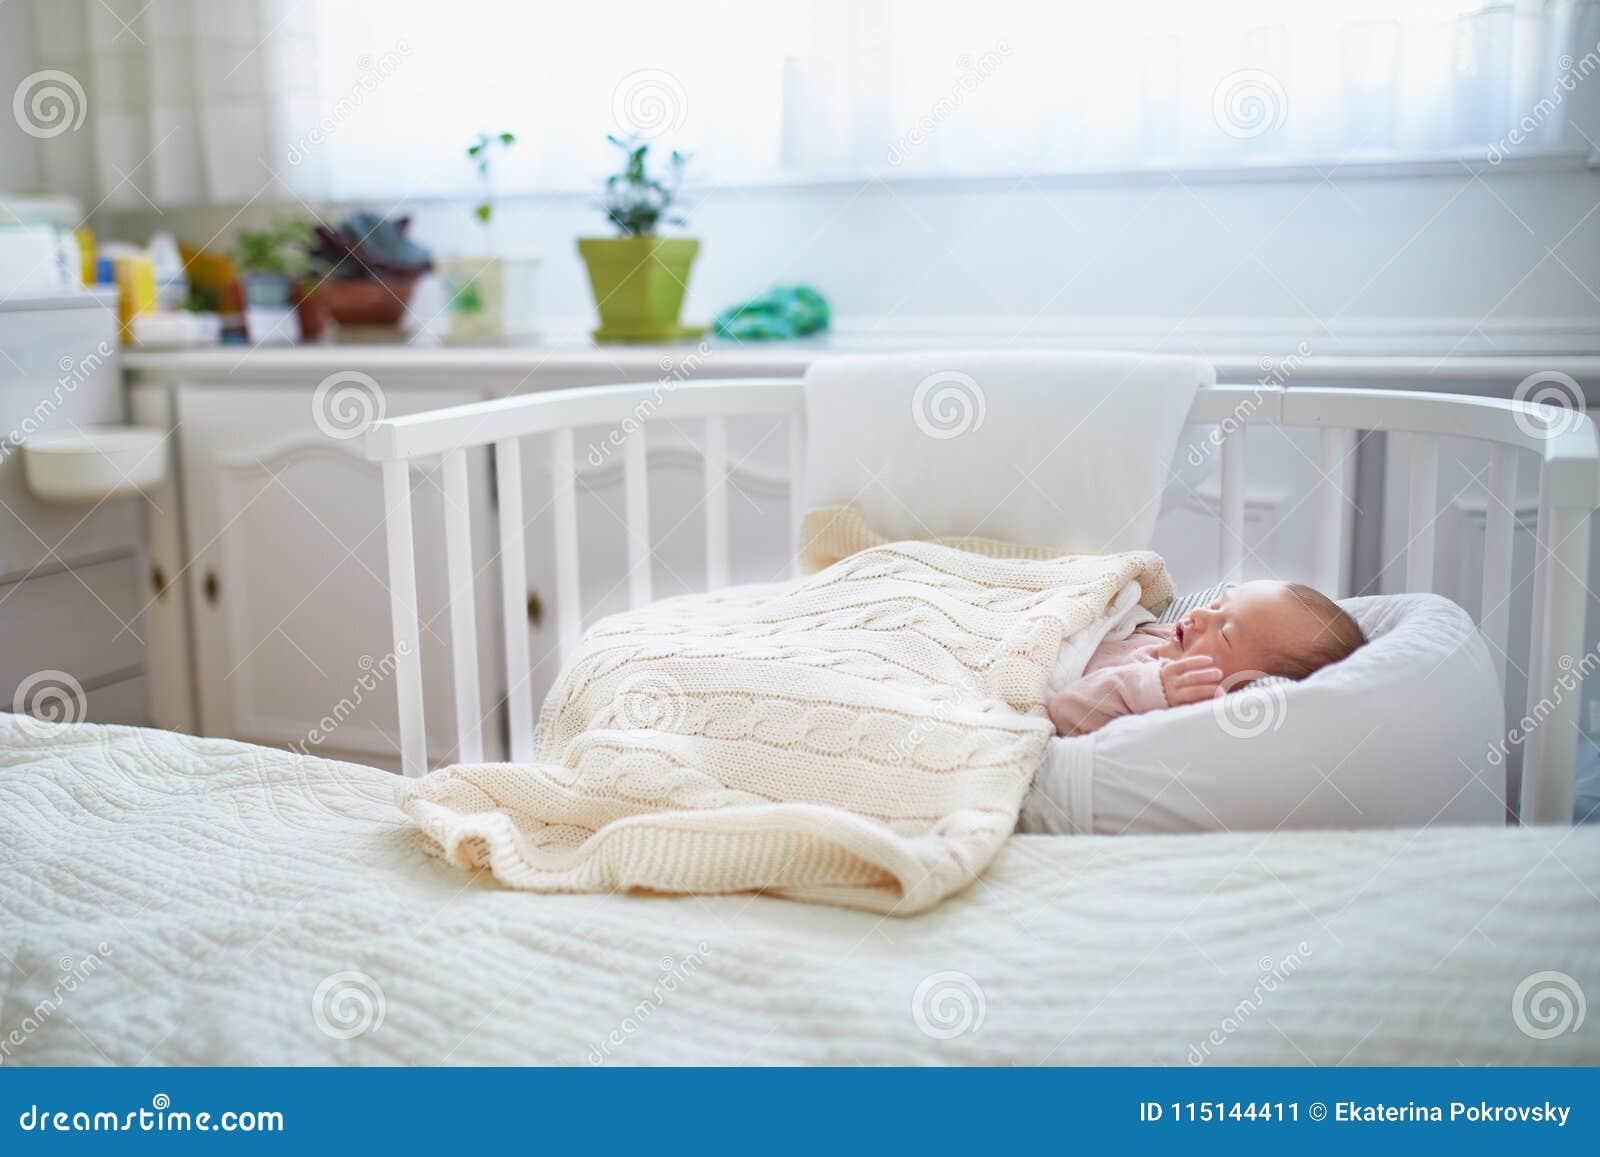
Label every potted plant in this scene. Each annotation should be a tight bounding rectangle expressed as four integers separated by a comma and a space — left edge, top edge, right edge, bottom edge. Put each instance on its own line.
232, 217, 311, 307
440, 132, 541, 343
577, 135, 703, 343
303, 211, 433, 333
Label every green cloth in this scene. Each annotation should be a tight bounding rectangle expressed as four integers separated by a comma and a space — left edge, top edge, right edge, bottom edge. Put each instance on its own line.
712, 284, 830, 340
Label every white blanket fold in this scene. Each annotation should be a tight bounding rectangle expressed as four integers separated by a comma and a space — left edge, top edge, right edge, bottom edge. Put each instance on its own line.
403, 542, 1170, 913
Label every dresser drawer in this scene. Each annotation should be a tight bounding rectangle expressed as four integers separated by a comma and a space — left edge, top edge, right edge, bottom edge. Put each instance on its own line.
84, 674, 150, 726
0, 553, 146, 693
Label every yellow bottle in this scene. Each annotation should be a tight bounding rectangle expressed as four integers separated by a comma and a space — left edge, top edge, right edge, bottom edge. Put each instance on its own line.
114, 253, 158, 343
73, 227, 95, 286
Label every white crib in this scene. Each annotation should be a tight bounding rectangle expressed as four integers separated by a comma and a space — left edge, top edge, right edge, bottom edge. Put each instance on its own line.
364, 379, 1600, 824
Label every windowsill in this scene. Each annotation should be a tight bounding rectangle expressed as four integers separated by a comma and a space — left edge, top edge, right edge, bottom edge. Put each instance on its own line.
106, 147, 1598, 216
700, 146, 1599, 195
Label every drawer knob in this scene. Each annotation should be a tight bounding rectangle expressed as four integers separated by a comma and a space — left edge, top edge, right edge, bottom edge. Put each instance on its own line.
149, 564, 168, 598
203, 569, 220, 605
526, 591, 543, 626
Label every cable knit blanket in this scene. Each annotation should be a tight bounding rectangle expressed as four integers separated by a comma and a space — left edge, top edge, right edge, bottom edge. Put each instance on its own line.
402, 541, 1171, 913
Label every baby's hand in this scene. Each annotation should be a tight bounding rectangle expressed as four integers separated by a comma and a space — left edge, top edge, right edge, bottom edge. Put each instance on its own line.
1160, 655, 1224, 706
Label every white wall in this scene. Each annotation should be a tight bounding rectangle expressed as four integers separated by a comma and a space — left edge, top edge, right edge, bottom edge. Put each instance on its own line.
94, 160, 1600, 352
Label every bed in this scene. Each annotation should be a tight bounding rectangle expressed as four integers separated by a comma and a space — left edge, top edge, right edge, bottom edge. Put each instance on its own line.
7, 354, 1599, 1065
3, 715, 1595, 1066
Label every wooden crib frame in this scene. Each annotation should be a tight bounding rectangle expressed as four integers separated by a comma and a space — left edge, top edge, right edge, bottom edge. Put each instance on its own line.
365, 379, 1600, 824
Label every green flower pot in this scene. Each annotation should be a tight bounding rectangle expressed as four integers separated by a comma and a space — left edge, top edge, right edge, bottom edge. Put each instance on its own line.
577, 236, 706, 343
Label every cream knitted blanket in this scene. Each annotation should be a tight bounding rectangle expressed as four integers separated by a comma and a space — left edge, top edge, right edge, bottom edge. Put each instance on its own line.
401, 541, 1170, 914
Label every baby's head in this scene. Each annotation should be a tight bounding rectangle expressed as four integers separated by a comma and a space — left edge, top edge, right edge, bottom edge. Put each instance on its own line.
1156, 580, 1365, 684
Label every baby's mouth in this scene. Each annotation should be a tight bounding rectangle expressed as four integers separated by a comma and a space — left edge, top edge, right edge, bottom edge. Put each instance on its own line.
1174, 621, 1188, 649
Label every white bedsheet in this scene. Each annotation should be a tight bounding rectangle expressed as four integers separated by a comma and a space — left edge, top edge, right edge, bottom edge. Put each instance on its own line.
2, 717, 1596, 1066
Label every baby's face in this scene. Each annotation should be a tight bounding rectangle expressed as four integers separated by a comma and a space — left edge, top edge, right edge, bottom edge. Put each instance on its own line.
1154, 581, 1315, 683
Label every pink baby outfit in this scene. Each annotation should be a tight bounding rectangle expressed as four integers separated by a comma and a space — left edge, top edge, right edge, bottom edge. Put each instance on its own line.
1049, 622, 1175, 736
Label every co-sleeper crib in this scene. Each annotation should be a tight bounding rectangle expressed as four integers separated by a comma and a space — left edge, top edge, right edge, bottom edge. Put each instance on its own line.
363, 380, 1600, 824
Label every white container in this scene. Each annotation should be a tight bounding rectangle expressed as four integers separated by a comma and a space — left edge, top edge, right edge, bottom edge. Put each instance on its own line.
132, 310, 222, 348
439, 255, 540, 342
22, 426, 167, 503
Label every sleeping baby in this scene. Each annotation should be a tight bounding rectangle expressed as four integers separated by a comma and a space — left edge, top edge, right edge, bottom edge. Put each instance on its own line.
1049, 581, 1366, 736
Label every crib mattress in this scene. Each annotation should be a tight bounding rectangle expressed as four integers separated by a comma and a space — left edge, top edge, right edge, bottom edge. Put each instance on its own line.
1, 716, 1596, 1066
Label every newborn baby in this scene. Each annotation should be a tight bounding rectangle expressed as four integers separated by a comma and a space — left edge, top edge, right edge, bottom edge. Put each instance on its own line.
1049, 581, 1366, 736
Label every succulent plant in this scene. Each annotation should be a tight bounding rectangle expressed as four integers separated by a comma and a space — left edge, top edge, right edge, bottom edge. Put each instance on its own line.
308, 211, 433, 280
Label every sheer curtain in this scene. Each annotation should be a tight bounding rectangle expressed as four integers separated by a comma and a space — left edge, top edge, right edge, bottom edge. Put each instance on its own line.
24, 0, 325, 208
18, 0, 1595, 208
787, 0, 1593, 173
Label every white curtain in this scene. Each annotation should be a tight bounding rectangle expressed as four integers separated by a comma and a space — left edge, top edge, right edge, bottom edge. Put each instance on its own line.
17, 0, 1596, 209
24, 0, 326, 209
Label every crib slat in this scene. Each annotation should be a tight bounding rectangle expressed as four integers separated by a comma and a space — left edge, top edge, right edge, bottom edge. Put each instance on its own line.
1406, 434, 1439, 592
381, 459, 427, 777
624, 427, 653, 608
494, 438, 534, 762
704, 414, 729, 589
441, 449, 483, 763
1218, 424, 1245, 583
1521, 488, 1589, 824
552, 427, 582, 659
1481, 444, 1519, 689
1314, 427, 1349, 596
789, 414, 806, 578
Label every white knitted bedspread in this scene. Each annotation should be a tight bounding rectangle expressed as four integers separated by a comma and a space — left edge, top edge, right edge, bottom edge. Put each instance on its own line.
402, 542, 1170, 914
3, 717, 1596, 1066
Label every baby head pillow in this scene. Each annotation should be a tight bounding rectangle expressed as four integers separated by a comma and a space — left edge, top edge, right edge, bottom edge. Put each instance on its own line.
802, 350, 1214, 558
1086, 591, 1505, 833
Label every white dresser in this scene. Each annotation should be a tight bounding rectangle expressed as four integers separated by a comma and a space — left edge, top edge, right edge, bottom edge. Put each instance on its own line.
0, 291, 151, 727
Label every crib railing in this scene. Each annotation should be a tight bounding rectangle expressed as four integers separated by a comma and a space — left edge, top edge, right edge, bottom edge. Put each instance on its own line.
364, 380, 1600, 825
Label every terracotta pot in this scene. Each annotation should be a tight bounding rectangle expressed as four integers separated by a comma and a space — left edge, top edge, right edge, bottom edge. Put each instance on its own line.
292, 281, 330, 342
316, 276, 417, 328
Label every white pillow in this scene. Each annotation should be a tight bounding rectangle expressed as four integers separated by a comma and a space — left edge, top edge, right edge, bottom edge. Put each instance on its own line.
1024, 593, 1506, 834
803, 350, 1213, 554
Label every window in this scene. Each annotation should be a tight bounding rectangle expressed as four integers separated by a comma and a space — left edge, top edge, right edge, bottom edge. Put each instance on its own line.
39, 0, 1594, 207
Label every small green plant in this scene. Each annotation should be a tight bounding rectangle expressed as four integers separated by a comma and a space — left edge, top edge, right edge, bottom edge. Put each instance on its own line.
601, 134, 688, 237
233, 217, 311, 276
467, 131, 516, 225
